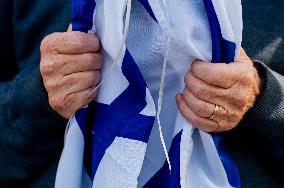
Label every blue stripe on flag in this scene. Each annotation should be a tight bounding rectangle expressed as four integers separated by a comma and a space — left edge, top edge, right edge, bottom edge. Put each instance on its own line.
203, 0, 236, 63
202, 0, 241, 187
75, 107, 88, 138
144, 131, 182, 188
75, 49, 155, 180
72, 0, 96, 32
138, 0, 157, 22
212, 134, 241, 188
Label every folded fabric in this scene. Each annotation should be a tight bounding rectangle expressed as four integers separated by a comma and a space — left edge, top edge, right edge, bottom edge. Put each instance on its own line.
55, 0, 243, 187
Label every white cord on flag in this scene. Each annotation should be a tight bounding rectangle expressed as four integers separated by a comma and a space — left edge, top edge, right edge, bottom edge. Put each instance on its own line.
157, 36, 172, 172
91, 0, 132, 94
156, 0, 172, 172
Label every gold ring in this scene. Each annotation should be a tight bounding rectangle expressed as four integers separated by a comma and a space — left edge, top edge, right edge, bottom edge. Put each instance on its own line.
209, 104, 219, 121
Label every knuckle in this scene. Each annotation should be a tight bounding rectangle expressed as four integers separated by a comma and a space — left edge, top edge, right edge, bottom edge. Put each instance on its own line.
180, 107, 187, 117
191, 60, 200, 74
179, 105, 188, 119
228, 110, 241, 123
40, 61, 56, 76
64, 75, 76, 86
176, 98, 183, 109
228, 89, 246, 109
92, 35, 100, 49
44, 80, 57, 91
40, 33, 60, 52
235, 96, 247, 108
192, 83, 204, 97
40, 36, 51, 52
49, 96, 64, 110
219, 89, 228, 98
94, 53, 103, 68
184, 71, 192, 85
85, 71, 100, 86
85, 53, 103, 68
190, 116, 200, 126
194, 103, 204, 116
92, 71, 101, 83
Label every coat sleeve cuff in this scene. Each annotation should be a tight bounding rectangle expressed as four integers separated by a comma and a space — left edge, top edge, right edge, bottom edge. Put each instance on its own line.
231, 60, 284, 162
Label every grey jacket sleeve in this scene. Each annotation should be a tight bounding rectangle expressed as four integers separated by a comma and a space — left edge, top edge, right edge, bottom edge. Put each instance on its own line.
236, 60, 284, 166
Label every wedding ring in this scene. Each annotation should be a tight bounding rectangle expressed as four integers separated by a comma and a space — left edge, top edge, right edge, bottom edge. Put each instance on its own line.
209, 104, 219, 121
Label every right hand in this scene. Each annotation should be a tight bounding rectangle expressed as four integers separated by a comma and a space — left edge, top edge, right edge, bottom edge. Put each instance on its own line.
40, 31, 103, 119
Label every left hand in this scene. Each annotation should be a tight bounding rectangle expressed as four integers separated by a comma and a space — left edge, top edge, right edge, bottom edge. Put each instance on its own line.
176, 48, 263, 133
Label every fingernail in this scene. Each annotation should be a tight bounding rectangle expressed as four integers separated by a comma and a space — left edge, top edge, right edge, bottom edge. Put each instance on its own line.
176, 93, 182, 99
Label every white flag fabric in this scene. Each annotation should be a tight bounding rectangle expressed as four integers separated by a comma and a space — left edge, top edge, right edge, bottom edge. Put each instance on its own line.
55, 0, 243, 187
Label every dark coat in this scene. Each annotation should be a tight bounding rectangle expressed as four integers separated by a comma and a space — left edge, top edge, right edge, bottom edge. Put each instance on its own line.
224, 0, 284, 187
0, 0, 283, 187
0, 0, 70, 187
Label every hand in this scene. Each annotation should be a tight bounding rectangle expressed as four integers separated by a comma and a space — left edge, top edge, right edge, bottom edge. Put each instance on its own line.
40, 31, 103, 119
176, 48, 263, 132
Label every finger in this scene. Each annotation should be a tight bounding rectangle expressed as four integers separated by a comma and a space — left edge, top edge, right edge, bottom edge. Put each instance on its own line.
60, 53, 103, 75
62, 70, 101, 94
63, 87, 98, 118
46, 70, 100, 96
182, 89, 235, 129
41, 53, 103, 77
42, 32, 100, 54
182, 88, 215, 118
184, 71, 227, 107
176, 94, 219, 133
191, 60, 246, 88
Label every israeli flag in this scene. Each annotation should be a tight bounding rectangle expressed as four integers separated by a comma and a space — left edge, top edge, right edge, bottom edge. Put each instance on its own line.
55, 0, 243, 187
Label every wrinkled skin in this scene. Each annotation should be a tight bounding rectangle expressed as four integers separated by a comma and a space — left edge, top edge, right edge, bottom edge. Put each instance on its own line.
40, 30, 262, 130
176, 49, 263, 132
40, 31, 103, 119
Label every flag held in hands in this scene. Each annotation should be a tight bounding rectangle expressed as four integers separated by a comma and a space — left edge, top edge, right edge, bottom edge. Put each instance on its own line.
55, 0, 242, 187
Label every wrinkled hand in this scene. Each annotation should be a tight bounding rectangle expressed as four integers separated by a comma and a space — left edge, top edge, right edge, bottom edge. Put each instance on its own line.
176, 49, 263, 132
40, 31, 103, 119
